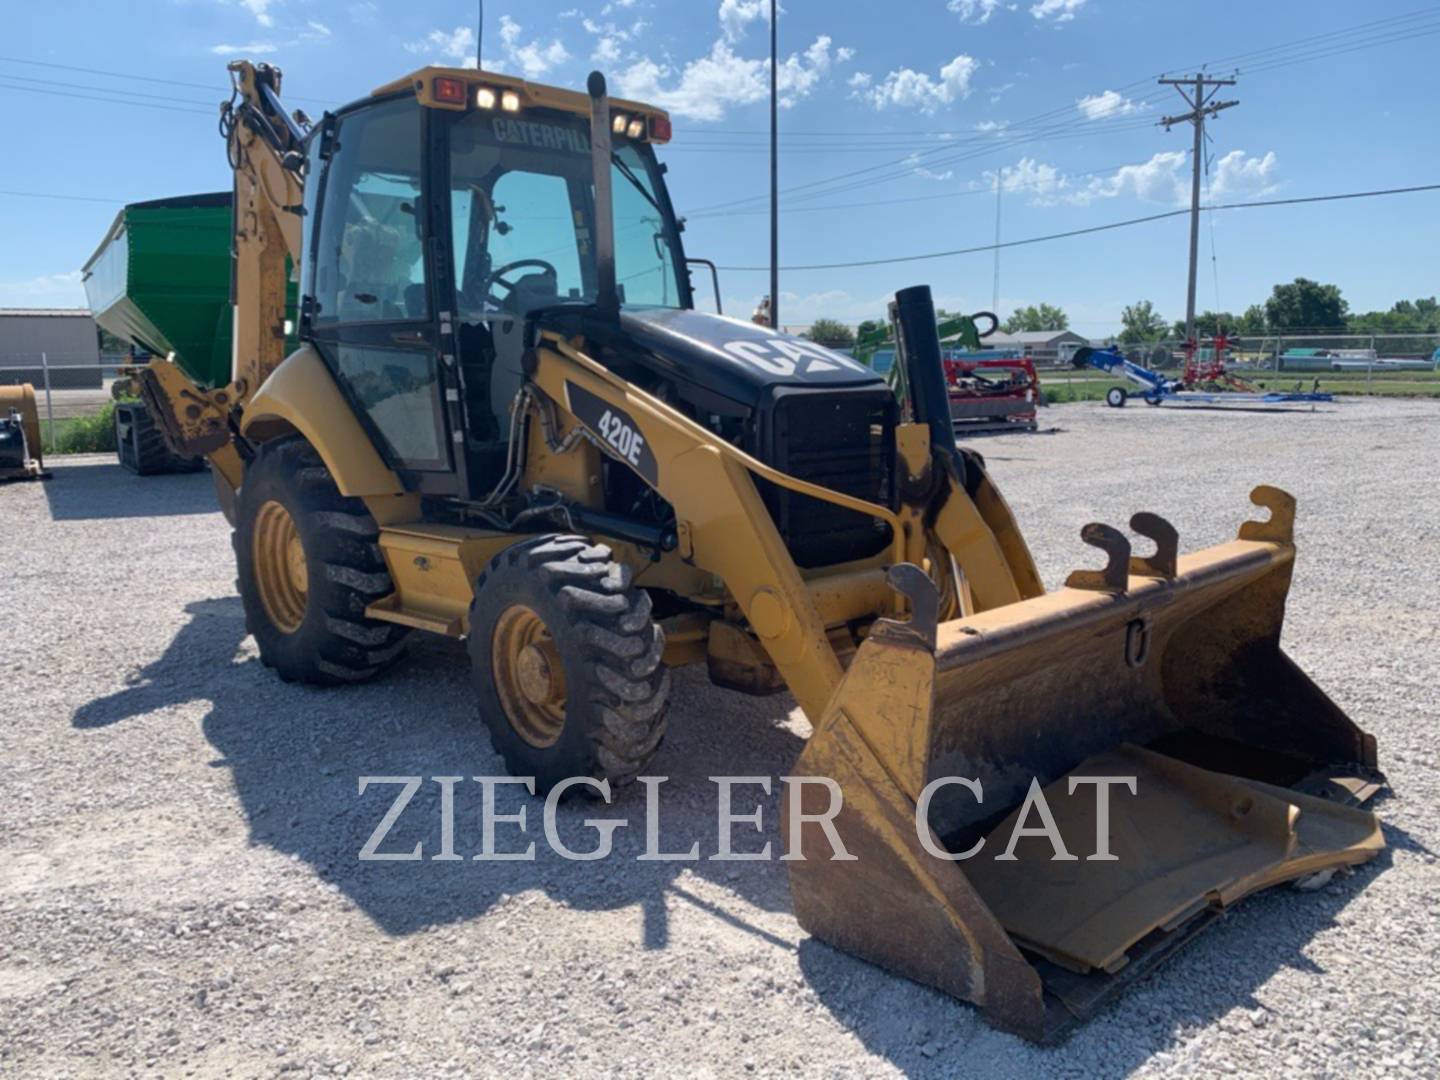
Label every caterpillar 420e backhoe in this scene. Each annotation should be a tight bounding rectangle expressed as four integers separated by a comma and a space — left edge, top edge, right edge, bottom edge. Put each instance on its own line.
133, 60, 1384, 1041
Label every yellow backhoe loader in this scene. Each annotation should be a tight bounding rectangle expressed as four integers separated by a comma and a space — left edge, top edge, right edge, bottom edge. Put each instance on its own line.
132, 59, 1384, 1040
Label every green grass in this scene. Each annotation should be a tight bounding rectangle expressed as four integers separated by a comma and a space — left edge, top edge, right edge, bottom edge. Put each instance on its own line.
46, 401, 119, 454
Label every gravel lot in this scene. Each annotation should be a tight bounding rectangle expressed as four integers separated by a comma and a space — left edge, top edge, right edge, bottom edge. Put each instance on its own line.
3, 398, 1437, 1078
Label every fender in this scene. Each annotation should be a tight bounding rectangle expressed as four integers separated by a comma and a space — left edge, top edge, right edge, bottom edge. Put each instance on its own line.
239, 344, 405, 498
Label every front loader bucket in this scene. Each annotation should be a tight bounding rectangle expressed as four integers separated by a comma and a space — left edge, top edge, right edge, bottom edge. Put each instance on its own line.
785, 486, 1382, 1042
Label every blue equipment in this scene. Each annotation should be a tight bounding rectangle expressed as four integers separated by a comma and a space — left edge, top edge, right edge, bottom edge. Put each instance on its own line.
1071, 345, 1334, 408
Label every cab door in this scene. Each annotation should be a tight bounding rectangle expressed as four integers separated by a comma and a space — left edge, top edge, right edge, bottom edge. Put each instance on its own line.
304, 96, 461, 494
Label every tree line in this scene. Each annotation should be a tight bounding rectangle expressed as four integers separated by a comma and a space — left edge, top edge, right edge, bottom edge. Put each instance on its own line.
805, 304, 1074, 350
801, 279, 1437, 350
1120, 280, 1440, 343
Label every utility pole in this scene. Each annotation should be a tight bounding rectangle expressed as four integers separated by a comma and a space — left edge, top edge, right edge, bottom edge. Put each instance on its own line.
1159, 73, 1237, 346
991, 174, 1002, 314
768, 0, 779, 330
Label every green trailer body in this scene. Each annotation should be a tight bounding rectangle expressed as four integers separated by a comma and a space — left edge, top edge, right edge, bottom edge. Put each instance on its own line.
82, 193, 236, 390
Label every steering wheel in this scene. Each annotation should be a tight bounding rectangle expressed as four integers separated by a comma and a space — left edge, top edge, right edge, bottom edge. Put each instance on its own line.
483, 258, 559, 309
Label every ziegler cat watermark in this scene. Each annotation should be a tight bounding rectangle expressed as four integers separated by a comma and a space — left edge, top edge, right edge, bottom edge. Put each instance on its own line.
356, 774, 1138, 863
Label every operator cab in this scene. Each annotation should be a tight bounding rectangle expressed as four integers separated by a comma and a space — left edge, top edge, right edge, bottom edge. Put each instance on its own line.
299, 74, 689, 499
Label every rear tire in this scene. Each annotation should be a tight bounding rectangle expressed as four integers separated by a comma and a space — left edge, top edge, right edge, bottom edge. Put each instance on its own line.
1106, 386, 1128, 408
234, 436, 409, 684
468, 535, 670, 795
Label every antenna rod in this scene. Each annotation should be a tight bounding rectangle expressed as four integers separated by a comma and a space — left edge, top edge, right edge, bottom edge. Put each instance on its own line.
768, 0, 778, 331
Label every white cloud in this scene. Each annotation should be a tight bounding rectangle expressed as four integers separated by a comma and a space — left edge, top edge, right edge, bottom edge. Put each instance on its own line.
907, 154, 954, 182
1071, 151, 1188, 204
239, 0, 277, 28
498, 15, 570, 79
407, 26, 479, 68
975, 119, 1008, 133
0, 270, 86, 307
1209, 150, 1280, 200
1031, 0, 1086, 21
577, 12, 648, 65
617, 35, 848, 121
1076, 89, 1143, 120
719, 0, 768, 42
985, 157, 1067, 201
975, 150, 1275, 209
1059, 150, 1278, 205
593, 35, 624, 63
406, 18, 569, 76
851, 54, 977, 113
948, 0, 1002, 24
210, 41, 279, 56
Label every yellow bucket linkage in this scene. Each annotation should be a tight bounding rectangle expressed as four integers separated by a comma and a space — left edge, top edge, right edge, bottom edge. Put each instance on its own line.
786, 485, 1383, 1042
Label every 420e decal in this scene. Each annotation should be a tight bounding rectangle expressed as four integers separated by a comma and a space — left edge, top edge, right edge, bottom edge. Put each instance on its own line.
565, 381, 660, 486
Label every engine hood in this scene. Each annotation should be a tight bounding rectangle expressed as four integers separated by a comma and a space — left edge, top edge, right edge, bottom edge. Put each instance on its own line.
616, 308, 882, 410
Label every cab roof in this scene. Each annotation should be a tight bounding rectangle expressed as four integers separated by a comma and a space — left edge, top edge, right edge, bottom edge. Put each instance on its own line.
372, 66, 672, 142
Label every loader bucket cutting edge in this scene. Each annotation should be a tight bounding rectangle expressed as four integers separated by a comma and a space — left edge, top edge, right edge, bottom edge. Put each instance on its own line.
784, 486, 1383, 1042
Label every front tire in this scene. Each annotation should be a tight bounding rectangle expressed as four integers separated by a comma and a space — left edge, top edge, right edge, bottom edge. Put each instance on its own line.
234, 436, 409, 684
468, 535, 670, 794
1106, 386, 1128, 408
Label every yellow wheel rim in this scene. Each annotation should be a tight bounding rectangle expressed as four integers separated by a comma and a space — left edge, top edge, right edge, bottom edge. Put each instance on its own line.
492, 605, 567, 749
253, 500, 309, 634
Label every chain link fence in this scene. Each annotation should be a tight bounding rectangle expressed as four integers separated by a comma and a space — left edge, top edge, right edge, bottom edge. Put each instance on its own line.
1099, 333, 1440, 374
0, 353, 133, 452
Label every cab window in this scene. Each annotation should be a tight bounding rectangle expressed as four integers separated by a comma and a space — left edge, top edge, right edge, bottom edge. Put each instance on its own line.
312, 99, 426, 325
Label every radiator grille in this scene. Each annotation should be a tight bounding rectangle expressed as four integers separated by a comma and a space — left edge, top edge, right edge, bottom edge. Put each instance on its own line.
756, 387, 896, 569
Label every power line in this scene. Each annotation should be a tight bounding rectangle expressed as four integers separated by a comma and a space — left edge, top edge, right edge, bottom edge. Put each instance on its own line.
0, 81, 214, 116
713, 184, 1440, 272
683, 9, 1440, 216
0, 190, 124, 204
686, 114, 1160, 215
686, 159, 1146, 218
675, 7, 1440, 141
0, 72, 220, 108
0, 54, 334, 105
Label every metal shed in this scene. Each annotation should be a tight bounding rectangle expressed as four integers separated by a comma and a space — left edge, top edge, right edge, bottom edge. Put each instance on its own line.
0, 309, 102, 389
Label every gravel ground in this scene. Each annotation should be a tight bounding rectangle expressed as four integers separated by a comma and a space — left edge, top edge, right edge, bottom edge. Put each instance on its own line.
2, 397, 1437, 1078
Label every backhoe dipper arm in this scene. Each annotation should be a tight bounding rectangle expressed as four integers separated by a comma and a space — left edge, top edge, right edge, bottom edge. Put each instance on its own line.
132, 61, 308, 496
220, 60, 307, 404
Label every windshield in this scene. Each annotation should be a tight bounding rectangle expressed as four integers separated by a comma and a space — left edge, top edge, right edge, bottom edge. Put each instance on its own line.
449, 110, 686, 320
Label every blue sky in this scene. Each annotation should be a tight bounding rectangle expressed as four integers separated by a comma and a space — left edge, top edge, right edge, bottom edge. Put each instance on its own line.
2, 1, 1436, 334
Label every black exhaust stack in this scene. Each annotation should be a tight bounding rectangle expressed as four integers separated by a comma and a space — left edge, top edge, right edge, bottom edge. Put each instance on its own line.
891, 284, 960, 461
587, 71, 619, 320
